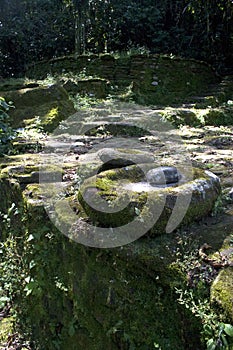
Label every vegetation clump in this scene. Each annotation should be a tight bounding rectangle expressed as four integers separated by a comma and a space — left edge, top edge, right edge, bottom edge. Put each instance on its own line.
0, 97, 15, 156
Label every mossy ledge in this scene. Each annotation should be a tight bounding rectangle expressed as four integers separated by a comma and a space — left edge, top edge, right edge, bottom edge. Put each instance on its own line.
0, 173, 205, 349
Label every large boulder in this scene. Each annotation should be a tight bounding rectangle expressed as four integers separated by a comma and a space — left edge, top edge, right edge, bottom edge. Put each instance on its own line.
1, 84, 75, 132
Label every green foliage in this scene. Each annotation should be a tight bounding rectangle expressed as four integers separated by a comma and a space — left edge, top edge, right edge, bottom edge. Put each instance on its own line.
72, 93, 103, 109
0, 97, 15, 156
204, 109, 233, 127
176, 288, 233, 350
0, 0, 233, 77
0, 203, 25, 310
174, 234, 233, 350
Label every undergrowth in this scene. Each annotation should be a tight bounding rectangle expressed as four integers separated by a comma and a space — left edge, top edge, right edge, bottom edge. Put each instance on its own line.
0, 97, 15, 156
174, 234, 233, 350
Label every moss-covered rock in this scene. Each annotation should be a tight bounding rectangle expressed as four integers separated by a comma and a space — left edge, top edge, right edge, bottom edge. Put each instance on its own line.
26, 54, 220, 106
98, 147, 155, 169
0, 153, 205, 349
204, 107, 233, 126
63, 78, 110, 98
1, 163, 63, 185
85, 122, 152, 137
161, 108, 201, 127
211, 267, 233, 322
0, 159, 227, 350
78, 164, 221, 236
208, 232, 233, 323
1, 84, 75, 131
16, 193, 202, 349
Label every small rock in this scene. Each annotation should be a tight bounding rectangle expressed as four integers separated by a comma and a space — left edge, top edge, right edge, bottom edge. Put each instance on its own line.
70, 142, 92, 154
146, 166, 181, 185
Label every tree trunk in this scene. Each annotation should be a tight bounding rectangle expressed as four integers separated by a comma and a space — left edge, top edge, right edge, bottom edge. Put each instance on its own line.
74, 10, 81, 57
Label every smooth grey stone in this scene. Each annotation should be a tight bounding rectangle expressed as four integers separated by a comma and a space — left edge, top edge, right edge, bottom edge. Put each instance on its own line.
146, 166, 181, 185
98, 148, 154, 167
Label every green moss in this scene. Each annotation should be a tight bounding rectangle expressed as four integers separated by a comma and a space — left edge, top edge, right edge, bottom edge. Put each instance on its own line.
0, 317, 14, 344
1, 163, 63, 185
39, 100, 75, 132
77, 165, 220, 235
44, 106, 58, 122
211, 267, 233, 322
95, 176, 116, 191
1, 164, 39, 177
103, 165, 144, 181
85, 123, 149, 137
23, 184, 44, 203
0, 154, 41, 170
2, 84, 76, 131
26, 54, 219, 107
161, 109, 202, 127
204, 108, 233, 126
53, 197, 87, 230
0, 169, 205, 350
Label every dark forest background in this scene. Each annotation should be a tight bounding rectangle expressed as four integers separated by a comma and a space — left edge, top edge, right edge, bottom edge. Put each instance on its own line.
1, 0, 233, 78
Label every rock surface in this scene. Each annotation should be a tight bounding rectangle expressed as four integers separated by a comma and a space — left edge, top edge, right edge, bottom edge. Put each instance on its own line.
98, 147, 155, 167
26, 54, 220, 106
78, 165, 221, 238
0, 84, 75, 131
146, 166, 181, 185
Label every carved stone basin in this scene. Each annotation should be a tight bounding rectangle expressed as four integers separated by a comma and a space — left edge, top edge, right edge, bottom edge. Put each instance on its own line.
78, 164, 221, 237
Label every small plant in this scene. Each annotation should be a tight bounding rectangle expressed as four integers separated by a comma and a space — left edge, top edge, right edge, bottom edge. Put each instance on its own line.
0, 204, 24, 305
9, 116, 45, 154
40, 74, 57, 86
113, 46, 150, 59
0, 97, 15, 156
211, 191, 232, 217
173, 232, 233, 349
73, 93, 102, 109
0, 203, 30, 348
175, 288, 233, 349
